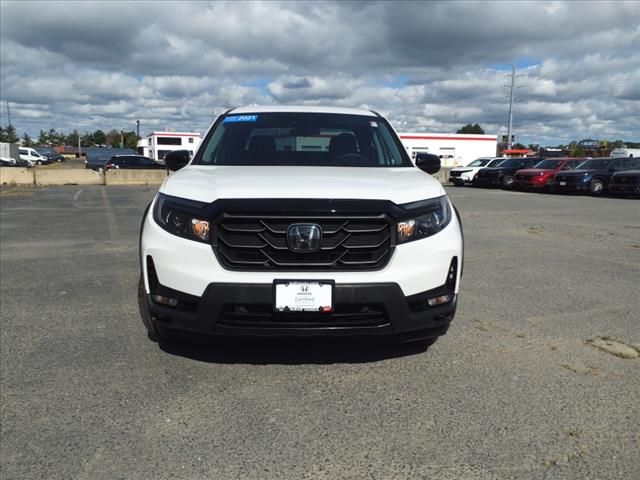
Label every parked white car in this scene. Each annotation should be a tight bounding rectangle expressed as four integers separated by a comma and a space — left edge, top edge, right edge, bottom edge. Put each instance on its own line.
449, 157, 505, 186
19, 147, 48, 166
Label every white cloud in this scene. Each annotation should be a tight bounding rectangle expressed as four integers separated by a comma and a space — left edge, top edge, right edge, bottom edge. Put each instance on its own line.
0, 0, 639, 145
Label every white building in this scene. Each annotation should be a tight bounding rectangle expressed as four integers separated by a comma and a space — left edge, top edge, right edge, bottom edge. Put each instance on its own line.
137, 131, 201, 162
399, 133, 498, 167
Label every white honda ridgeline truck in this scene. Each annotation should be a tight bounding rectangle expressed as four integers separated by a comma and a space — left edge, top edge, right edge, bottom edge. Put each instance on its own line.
139, 106, 463, 345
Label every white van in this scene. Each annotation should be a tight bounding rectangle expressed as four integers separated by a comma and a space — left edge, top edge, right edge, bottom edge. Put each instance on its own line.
19, 147, 48, 166
610, 148, 640, 158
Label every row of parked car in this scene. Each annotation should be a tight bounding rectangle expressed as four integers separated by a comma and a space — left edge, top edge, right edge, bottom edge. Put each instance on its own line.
85, 154, 165, 171
0, 146, 66, 167
449, 156, 640, 196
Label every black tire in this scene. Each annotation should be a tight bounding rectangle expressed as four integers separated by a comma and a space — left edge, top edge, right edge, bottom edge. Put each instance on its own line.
502, 174, 514, 189
36, 160, 42, 166
138, 275, 160, 342
589, 178, 605, 196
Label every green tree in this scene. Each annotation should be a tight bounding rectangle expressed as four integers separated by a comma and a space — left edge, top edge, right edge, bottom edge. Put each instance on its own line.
1, 124, 19, 143
91, 129, 106, 146
105, 129, 121, 147
81, 132, 94, 146
456, 123, 485, 134
123, 130, 139, 149
22, 133, 34, 147
569, 142, 586, 157
40, 128, 65, 145
66, 129, 80, 146
528, 144, 540, 152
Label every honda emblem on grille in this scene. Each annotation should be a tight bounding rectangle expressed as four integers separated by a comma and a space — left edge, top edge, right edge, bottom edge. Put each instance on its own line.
287, 224, 322, 253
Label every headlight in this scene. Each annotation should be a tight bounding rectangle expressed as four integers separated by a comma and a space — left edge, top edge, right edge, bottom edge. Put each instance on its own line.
153, 193, 210, 242
397, 195, 452, 243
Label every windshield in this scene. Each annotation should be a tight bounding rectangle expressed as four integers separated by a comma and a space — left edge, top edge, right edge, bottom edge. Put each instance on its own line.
576, 159, 612, 169
467, 158, 491, 167
196, 112, 410, 167
496, 159, 521, 168
488, 159, 505, 167
533, 160, 562, 169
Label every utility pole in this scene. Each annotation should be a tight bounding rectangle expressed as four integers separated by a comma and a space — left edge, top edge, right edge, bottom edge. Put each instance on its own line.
136, 120, 140, 139
506, 64, 515, 150
503, 65, 526, 150
6, 102, 12, 127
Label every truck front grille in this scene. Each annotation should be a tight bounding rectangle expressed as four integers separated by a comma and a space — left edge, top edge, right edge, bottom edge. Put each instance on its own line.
214, 215, 394, 271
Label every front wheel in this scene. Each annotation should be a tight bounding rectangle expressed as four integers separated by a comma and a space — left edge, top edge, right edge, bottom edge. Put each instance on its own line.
590, 178, 605, 196
502, 174, 514, 189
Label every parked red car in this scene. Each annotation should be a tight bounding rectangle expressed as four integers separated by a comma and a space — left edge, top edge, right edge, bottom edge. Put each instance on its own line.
514, 158, 585, 191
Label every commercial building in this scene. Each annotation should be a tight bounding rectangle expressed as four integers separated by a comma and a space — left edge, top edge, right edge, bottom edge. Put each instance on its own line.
399, 133, 498, 167
137, 131, 201, 162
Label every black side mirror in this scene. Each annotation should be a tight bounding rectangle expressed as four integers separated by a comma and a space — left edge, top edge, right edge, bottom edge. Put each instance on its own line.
164, 150, 191, 171
415, 153, 441, 174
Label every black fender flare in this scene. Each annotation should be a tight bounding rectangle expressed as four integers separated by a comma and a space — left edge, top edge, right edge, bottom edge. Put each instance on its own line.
453, 204, 464, 276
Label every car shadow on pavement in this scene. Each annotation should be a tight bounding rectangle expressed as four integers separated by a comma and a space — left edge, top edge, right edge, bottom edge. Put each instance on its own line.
158, 337, 431, 365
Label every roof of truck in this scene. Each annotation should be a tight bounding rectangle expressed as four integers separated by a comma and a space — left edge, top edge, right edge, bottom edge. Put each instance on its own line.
229, 105, 377, 117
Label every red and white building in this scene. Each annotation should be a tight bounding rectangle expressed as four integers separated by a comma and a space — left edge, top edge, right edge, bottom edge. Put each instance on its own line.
137, 131, 201, 162
399, 133, 498, 167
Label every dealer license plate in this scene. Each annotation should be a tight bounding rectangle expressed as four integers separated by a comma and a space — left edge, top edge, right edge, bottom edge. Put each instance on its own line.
559, 181, 566, 186
274, 281, 333, 312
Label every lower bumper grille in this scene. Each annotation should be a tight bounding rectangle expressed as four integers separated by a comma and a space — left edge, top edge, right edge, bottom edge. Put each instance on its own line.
218, 303, 389, 329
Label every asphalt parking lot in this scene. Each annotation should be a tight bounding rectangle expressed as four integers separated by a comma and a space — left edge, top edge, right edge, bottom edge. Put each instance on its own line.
1, 185, 638, 479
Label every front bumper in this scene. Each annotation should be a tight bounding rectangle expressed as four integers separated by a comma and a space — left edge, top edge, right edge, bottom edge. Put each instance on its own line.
609, 183, 640, 195
451, 176, 474, 186
473, 176, 502, 187
514, 177, 548, 189
147, 281, 456, 340
554, 181, 590, 192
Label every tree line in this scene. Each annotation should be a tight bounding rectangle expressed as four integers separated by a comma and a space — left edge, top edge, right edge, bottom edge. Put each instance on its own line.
0, 125, 139, 149
2, 122, 636, 154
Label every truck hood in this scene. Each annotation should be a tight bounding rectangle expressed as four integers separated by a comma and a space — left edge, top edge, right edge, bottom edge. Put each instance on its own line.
160, 165, 445, 205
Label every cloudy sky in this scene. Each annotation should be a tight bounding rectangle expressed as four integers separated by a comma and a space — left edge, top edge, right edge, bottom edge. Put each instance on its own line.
1, 0, 638, 146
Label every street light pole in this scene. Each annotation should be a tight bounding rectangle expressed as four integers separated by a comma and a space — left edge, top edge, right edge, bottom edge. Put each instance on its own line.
506, 64, 515, 150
